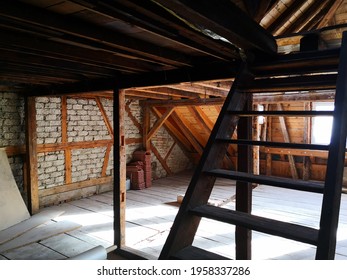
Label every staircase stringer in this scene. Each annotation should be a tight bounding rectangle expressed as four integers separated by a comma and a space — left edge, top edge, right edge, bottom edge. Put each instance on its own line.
159, 62, 255, 259
316, 31, 347, 259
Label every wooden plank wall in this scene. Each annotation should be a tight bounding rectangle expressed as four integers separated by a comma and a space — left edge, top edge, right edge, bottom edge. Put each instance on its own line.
258, 101, 331, 181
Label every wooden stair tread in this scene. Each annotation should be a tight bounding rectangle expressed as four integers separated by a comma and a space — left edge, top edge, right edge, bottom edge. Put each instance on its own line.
215, 139, 329, 150
205, 169, 324, 193
227, 110, 334, 116
190, 205, 319, 245
171, 245, 230, 260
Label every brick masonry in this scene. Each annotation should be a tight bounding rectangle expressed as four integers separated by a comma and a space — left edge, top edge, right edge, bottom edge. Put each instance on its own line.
36, 97, 114, 189
125, 99, 193, 179
0, 92, 25, 191
1, 93, 192, 202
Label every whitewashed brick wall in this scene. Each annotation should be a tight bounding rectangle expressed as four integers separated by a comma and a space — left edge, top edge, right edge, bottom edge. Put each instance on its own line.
0, 92, 25, 191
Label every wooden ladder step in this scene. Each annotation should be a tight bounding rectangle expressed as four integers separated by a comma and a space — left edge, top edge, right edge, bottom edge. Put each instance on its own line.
227, 110, 334, 117
190, 205, 319, 245
215, 139, 330, 150
171, 245, 230, 260
205, 169, 325, 193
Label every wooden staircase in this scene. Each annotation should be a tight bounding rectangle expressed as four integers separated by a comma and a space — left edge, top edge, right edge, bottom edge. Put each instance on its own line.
159, 32, 347, 260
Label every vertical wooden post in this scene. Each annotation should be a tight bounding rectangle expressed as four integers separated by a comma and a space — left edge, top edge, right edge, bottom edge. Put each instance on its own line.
61, 96, 72, 184
114, 88, 126, 247
266, 104, 272, 176
303, 102, 312, 180
143, 106, 150, 151
235, 95, 252, 260
277, 103, 299, 179
252, 104, 261, 177
25, 96, 39, 214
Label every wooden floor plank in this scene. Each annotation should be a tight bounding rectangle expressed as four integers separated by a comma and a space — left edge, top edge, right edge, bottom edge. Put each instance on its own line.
0, 209, 64, 245
1, 171, 345, 260
1, 242, 65, 260
40, 233, 97, 258
0, 221, 81, 253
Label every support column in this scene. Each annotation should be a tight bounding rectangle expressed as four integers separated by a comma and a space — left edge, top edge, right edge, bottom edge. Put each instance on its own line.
25, 96, 39, 214
235, 95, 252, 260
114, 88, 126, 248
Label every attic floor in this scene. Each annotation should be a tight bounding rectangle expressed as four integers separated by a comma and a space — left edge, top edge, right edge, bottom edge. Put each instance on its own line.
1, 171, 346, 260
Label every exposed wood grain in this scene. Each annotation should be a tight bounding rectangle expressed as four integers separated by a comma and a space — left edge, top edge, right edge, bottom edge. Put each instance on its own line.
171, 112, 204, 155
25, 96, 39, 214
147, 107, 175, 142
96, 97, 114, 138
143, 106, 150, 151
153, 0, 276, 54
277, 103, 299, 179
317, 0, 345, 28
151, 107, 193, 155
38, 176, 113, 197
150, 142, 173, 176
101, 144, 112, 177
115, 89, 126, 247
38, 139, 113, 153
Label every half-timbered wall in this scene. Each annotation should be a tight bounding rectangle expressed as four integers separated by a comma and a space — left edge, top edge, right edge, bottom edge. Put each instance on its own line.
0, 92, 25, 192
125, 99, 192, 179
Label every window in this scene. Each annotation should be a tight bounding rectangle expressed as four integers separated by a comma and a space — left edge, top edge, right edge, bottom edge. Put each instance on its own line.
311, 102, 334, 145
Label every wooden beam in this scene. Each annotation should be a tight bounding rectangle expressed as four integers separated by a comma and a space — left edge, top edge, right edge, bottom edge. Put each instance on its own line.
261, 147, 347, 159
153, 0, 277, 54
37, 140, 113, 153
253, 91, 335, 104
265, 104, 272, 176
144, 98, 226, 107
101, 144, 112, 177
125, 102, 143, 133
194, 106, 215, 130
136, 87, 199, 99
246, 74, 337, 93
303, 102, 312, 180
151, 108, 193, 152
72, 0, 239, 60
95, 97, 114, 138
317, 0, 345, 29
316, 31, 347, 259
299, 0, 337, 32
150, 142, 173, 176
235, 95, 252, 260
4, 145, 26, 156
253, 48, 339, 76
188, 107, 211, 135
147, 107, 175, 142
171, 112, 204, 155
61, 96, 72, 185
283, 0, 330, 35
164, 142, 177, 162
39, 176, 113, 197
0, 0, 191, 68
277, 103, 299, 179
266, 0, 304, 35
125, 90, 171, 100
0, 29, 156, 74
114, 88, 126, 248
144, 90, 335, 108
143, 106, 150, 151
170, 84, 228, 98
25, 96, 39, 214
